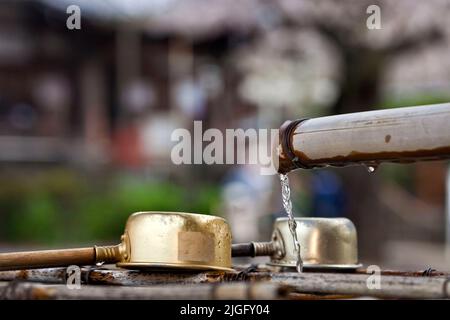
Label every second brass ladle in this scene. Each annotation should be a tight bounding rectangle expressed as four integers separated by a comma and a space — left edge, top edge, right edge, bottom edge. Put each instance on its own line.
232, 217, 362, 270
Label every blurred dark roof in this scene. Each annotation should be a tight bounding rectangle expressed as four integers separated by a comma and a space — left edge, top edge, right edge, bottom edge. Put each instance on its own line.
40, 0, 282, 39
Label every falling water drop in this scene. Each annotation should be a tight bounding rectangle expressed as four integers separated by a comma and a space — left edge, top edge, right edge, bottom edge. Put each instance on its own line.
365, 163, 379, 173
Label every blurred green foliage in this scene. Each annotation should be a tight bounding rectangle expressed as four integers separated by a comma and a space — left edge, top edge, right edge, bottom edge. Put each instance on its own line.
0, 168, 220, 245
379, 92, 450, 109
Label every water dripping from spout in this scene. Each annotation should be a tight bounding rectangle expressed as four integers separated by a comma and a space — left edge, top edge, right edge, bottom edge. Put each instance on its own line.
279, 173, 303, 273
365, 163, 379, 173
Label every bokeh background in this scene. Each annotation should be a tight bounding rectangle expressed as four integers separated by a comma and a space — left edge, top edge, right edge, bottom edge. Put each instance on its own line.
1, 0, 450, 270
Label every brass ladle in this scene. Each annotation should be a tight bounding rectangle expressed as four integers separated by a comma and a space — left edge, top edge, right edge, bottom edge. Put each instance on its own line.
0, 212, 233, 272
232, 217, 362, 270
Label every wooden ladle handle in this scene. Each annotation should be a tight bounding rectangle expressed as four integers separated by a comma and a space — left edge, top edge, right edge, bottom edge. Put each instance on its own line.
0, 245, 122, 271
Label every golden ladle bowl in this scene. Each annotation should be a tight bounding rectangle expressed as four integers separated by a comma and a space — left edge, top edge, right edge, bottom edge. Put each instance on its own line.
116, 212, 232, 271
268, 217, 361, 269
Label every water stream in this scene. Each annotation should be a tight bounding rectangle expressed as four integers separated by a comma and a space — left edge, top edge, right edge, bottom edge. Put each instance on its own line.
279, 173, 303, 272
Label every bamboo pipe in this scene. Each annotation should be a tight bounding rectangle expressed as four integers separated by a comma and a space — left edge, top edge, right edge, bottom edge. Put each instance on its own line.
276, 103, 450, 174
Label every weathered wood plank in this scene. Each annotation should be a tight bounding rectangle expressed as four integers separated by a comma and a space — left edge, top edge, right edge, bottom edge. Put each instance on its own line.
244, 272, 450, 299
1, 267, 449, 299
1, 265, 446, 286
0, 268, 67, 284
0, 281, 291, 300
0, 267, 234, 286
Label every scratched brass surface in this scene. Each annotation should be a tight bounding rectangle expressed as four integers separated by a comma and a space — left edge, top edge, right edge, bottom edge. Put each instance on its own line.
268, 218, 362, 270
116, 212, 233, 271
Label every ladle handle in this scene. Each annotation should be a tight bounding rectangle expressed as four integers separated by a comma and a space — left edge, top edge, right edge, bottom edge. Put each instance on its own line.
0, 245, 122, 271
232, 242, 275, 257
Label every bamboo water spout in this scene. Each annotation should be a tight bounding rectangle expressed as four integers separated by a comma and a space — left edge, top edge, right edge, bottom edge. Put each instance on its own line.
276, 103, 450, 174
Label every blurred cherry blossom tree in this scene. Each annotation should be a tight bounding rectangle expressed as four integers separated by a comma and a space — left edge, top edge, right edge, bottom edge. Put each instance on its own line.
277, 0, 449, 113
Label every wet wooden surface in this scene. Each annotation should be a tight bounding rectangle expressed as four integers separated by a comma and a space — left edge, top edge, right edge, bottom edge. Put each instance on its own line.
0, 265, 449, 299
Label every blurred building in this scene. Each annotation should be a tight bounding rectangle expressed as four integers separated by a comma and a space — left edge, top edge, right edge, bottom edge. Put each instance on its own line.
0, 0, 450, 266
0, 0, 263, 172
